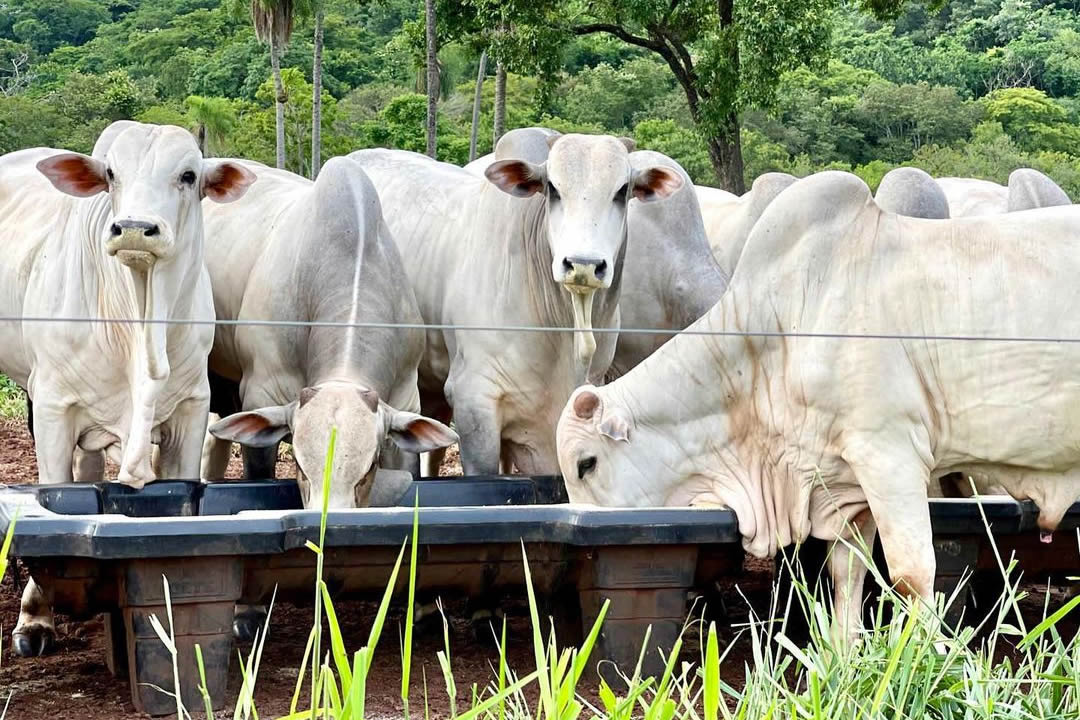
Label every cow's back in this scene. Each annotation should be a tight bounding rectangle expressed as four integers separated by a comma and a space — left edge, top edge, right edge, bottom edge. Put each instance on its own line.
733, 171, 1080, 469
936, 177, 1008, 217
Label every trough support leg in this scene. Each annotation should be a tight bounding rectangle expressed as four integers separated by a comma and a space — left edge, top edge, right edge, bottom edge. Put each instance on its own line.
578, 546, 697, 688
117, 557, 244, 716
104, 609, 127, 677
933, 536, 979, 628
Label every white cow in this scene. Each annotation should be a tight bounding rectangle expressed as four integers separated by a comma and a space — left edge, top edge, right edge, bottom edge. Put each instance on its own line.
350, 136, 682, 475
556, 171, 1080, 639
199, 158, 457, 508
696, 173, 797, 278
874, 167, 950, 219
465, 128, 727, 379
0, 121, 254, 656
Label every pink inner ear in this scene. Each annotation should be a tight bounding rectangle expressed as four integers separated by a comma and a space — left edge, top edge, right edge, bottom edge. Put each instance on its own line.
38, 155, 107, 197
633, 168, 683, 201
486, 161, 543, 197
204, 163, 255, 202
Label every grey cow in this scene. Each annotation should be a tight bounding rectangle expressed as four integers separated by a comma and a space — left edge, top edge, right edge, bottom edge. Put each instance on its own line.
200, 157, 457, 507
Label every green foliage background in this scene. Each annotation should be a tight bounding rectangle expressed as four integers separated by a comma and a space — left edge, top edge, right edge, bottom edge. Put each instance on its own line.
1, 0, 1079, 194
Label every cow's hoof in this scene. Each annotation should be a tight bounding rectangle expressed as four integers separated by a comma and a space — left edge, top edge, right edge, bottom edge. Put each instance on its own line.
12, 624, 55, 657
469, 607, 505, 643
233, 608, 267, 643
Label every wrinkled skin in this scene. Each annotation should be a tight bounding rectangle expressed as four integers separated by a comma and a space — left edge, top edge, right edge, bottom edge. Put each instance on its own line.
557, 172, 1080, 642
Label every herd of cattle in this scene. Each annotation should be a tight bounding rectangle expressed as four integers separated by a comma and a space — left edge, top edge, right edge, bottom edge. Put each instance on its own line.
0, 119, 1077, 654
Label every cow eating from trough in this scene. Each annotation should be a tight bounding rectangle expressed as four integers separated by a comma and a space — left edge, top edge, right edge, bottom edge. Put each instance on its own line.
556, 170, 1080, 640
350, 136, 683, 476
0, 121, 255, 656
198, 157, 457, 509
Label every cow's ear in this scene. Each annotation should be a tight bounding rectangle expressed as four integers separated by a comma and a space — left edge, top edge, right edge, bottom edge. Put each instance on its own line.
617, 136, 636, 153
631, 166, 683, 202
485, 159, 546, 198
209, 403, 295, 447
598, 408, 632, 443
202, 160, 256, 203
385, 408, 459, 453
36, 153, 108, 197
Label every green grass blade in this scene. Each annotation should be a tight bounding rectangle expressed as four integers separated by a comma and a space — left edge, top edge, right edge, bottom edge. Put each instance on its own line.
402, 495, 420, 719
289, 626, 317, 717
194, 644, 215, 719
704, 622, 720, 720
572, 597, 610, 686
320, 580, 353, 696
521, 542, 554, 720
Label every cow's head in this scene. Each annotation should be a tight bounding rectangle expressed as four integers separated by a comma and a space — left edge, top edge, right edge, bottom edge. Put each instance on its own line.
35, 122, 254, 269
209, 381, 457, 509
485, 134, 683, 293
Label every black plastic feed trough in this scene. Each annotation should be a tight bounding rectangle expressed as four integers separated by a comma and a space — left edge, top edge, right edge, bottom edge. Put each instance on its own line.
0, 474, 1076, 716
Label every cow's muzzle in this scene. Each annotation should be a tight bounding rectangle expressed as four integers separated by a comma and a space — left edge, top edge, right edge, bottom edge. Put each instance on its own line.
106, 219, 168, 268
558, 255, 609, 290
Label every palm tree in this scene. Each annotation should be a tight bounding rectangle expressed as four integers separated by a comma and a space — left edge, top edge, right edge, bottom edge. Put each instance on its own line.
493, 59, 506, 146
469, 49, 488, 161
250, 0, 299, 169
185, 95, 236, 157
310, 2, 324, 178
425, 0, 438, 158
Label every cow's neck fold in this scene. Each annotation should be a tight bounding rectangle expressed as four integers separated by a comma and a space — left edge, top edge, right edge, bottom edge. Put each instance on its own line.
519, 197, 622, 383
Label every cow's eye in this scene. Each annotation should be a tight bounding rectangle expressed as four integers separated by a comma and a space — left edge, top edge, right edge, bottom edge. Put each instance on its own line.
180, 170, 197, 185
577, 456, 597, 480
106, 168, 115, 182
548, 183, 561, 202
615, 183, 629, 202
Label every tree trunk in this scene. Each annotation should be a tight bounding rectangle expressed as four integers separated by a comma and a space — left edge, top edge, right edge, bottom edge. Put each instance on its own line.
424, 0, 438, 158
310, 8, 324, 179
705, 112, 745, 194
469, 49, 488, 161
270, 36, 286, 170
493, 60, 506, 147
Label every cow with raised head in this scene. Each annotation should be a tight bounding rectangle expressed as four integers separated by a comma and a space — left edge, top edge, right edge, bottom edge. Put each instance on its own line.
0, 121, 255, 655
463, 128, 728, 380
350, 135, 683, 475
199, 157, 457, 508
556, 171, 1080, 640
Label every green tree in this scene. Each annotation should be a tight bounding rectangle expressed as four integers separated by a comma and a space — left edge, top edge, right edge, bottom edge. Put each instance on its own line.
985, 87, 1080, 154
246, 0, 310, 168
185, 95, 237, 156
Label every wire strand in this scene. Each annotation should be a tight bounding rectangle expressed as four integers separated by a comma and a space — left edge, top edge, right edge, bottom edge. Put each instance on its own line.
0, 315, 1078, 344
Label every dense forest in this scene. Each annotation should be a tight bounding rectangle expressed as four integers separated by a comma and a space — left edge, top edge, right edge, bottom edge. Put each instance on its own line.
1, 0, 1078, 196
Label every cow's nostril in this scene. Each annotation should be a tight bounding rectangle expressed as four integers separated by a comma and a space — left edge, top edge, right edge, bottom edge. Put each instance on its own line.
110, 223, 122, 237
562, 258, 574, 273
145, 225, 160, 237
595, 260, 607, 278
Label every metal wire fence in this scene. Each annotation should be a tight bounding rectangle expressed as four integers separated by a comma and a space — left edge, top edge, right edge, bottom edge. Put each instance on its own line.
0, 315, 1078, 344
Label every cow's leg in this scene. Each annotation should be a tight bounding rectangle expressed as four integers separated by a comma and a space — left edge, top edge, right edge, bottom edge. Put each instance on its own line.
419, 389, 453, 477
242, 444, 278, 479
31, 398, 76, 485
446, 374, 501, 475
13, 578, 56, 657
829, 510, 877, 644
157, 396, 210, 480
848, 455, 936, 606
201, 412, 233, 480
